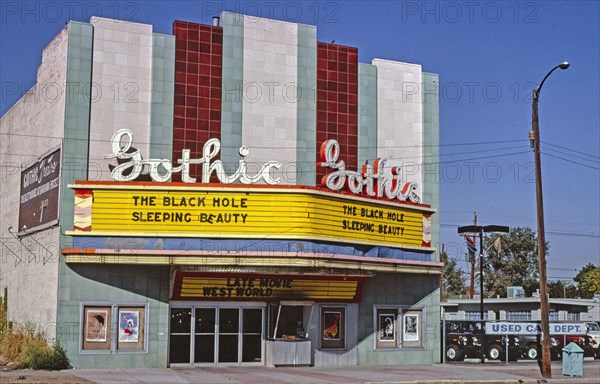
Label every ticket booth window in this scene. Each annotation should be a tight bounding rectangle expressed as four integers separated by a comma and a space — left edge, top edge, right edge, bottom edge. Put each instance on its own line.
269, 302, 313, 339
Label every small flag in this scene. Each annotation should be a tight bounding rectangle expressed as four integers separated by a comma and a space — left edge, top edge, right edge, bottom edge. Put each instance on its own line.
465, 236, 477, 256
492, 237, 501, 257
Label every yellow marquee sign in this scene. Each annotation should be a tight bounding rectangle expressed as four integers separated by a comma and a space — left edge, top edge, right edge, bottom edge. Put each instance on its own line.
172, 273, 365, 301
70, 183, 434, 250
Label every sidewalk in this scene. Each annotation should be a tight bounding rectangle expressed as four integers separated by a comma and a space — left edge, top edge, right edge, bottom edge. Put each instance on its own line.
1, 360, 599, 384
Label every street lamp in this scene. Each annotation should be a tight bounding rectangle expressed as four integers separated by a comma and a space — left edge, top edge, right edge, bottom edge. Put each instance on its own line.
458, 224, 509, 363
531, 61, 570, 379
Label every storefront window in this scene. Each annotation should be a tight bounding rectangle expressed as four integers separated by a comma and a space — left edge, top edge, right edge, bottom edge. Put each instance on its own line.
269, 302, 312, 340
320, 306, 345, 349
375, 307, 398, 349
374, 305, 425, 349
83, 307, 111, 351
401, 308, 424, 348
81, 303, 147, 353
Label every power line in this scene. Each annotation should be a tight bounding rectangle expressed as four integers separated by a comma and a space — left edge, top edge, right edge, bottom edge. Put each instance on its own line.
544, 146, 600, 164
543, 141, 600, 160
542, 151, 600, 171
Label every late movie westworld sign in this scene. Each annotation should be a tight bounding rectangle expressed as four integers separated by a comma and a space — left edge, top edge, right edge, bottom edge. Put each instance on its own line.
105, 129, 421, 204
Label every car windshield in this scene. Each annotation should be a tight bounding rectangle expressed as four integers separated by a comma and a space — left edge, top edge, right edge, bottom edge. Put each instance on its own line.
587, 323, 600, 331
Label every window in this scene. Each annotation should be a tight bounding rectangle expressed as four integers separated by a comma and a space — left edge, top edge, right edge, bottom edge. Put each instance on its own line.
83, 307, 111, 351
465, 311, 488, 320
507, 311, 531, 321
375, 308, 398, 349
402, 308, 424, 348
320, 306, 345, 349
81, 303, 147, 353
374, 305, 425, 349
268, 302, 312, 340
567, 312, 580, 321
549, 311, 559, 321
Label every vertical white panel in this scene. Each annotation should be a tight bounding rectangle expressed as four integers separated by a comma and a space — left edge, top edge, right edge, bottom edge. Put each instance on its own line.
241, 16, 298, 185
89, 17, 153, 180
373, 59, 423, 197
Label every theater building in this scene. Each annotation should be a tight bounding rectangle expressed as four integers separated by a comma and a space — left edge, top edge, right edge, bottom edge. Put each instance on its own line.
0, 12, 440, 368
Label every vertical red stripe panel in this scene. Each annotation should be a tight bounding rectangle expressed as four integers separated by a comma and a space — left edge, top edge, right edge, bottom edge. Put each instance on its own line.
316, 42, 359, 185
172, 21, 223, 181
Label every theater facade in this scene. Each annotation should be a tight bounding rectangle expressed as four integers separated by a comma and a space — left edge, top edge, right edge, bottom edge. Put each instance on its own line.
0, 12, 440, 368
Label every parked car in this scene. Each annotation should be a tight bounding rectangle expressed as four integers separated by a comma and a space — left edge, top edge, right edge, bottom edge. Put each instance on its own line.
508, 334, 562, 361
444, 321, 483, 362
443, 321, 518, 361
584, 322, 600, 359
561, 333, 597, 358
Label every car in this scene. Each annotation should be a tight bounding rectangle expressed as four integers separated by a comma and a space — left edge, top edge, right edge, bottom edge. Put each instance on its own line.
511, 334, 562, 360
443, 320, 484, 362
584, 322, 600, 359
560, 333, 597, 358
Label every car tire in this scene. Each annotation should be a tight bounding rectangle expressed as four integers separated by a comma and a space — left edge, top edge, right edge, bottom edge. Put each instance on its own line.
446, 345, 463, 362
526, 345, 538, 360
487, 344, 502, 360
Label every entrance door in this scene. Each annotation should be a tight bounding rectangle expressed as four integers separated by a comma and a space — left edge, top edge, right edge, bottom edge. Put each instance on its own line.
218, 308, 239, 363
242, 308, 262, 362
194, 308, 215, 363
169, 308, 192, 364
169, 305, 264, 366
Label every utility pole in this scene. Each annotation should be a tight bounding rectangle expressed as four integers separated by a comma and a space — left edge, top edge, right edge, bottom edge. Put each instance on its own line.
440, 244, 445, 300
469, 212, 477, 299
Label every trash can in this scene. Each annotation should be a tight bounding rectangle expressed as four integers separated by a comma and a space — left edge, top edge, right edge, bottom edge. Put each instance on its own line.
562, 341, 584, 377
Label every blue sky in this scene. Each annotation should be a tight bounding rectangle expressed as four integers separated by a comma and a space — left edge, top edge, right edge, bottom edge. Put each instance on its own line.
1, 1, 599, 282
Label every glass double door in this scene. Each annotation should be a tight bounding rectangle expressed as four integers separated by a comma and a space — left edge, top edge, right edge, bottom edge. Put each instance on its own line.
169, 306, 263, 365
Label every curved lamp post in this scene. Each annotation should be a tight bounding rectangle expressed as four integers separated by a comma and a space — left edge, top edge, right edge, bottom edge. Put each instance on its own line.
531, 61, 569, 379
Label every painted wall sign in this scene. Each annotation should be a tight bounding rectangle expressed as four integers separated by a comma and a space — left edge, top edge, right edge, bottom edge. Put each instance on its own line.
485, 322, 585, 335
171, 272, 365, 301
104, 130, 421, 204
70, 185, 431, 249
18, 148, 61, 234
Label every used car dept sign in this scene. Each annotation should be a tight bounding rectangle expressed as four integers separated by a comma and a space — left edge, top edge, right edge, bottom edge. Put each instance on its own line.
485, 322, 585, 335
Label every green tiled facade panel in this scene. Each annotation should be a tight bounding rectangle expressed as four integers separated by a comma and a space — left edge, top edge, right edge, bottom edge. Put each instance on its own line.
60, 21, 93, 235
57, 22, 170, 368
296, 24, 317, 186
422, 72, 440, 262
357, 273, 441, 365
150, 33, 175, 159
220, 12, 244, 174
58, 20, 94, 367
358, 64, 378, 164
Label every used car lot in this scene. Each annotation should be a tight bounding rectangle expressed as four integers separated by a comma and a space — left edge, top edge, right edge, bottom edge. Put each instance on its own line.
443, 320, 599, 363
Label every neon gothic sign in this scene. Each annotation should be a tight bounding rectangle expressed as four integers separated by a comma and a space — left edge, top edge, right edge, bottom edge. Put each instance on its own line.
105, 129, 421, 203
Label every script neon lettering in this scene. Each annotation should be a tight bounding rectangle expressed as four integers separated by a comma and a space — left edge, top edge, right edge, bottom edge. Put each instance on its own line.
105, 129, 282, 185
319, 139, 421, 203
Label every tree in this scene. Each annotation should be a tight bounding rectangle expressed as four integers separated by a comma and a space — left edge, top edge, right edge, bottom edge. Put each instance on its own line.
574, 263, 596, 285
573, 263, 598, 298
577, 267, 600, 298
481, 227, 547, 298
442, 254, 466, 300
547, 280, 578, 298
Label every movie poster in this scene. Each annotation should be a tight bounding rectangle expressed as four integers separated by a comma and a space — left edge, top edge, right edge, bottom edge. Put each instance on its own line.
118, 310, 139, 343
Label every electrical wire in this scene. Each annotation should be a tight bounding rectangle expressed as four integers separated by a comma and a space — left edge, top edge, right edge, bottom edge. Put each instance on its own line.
541, 151, 600, 171
542, 141, 600, 160
543, 146, 600, 164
